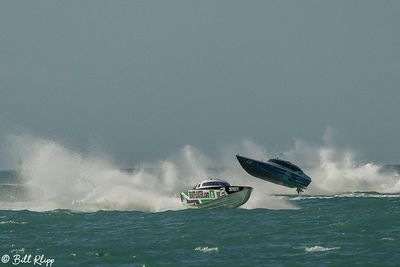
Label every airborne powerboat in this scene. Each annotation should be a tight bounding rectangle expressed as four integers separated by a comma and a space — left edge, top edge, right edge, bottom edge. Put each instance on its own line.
180, 179, 253, 208
236, 154, 312, 193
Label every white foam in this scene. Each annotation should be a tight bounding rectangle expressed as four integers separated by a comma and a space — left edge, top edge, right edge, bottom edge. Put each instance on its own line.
305, 246, 340, 252
11, 248, 26, 254
0, 220, 27, 225
290, 196, 335, 200
194, 246, 219, 253
287, 193, 400, 201
380, 237, 395, 241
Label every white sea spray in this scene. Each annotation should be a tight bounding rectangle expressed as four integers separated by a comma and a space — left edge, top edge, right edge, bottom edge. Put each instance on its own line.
1, 131, 399, 212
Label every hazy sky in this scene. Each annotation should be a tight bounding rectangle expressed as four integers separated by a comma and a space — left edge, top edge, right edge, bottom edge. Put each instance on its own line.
0, 1, 399, 166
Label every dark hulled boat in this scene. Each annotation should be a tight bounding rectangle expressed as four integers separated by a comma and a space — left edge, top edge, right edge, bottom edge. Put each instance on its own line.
236, 154, 311, 193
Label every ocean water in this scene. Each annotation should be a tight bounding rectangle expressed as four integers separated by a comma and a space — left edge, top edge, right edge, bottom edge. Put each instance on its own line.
1, 193, 399, 266
1, 136, 400, 266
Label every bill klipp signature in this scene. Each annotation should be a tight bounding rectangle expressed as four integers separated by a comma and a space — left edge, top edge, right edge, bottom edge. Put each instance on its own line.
1, 254, 55, 267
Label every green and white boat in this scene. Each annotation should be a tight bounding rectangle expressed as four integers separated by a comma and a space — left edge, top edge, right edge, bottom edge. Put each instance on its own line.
180, 179, 253, 208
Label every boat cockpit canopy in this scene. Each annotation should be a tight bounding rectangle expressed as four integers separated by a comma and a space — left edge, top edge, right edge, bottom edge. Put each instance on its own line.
193, 180, 231, 189
268, 159, 304, 173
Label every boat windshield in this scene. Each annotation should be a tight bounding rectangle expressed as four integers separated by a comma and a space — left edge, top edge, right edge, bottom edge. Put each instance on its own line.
268, 159, 303, 173
200, 181, 230, 188
192, 183, 201, 190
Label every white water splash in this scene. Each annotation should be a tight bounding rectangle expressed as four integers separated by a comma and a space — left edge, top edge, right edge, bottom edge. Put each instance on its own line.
0, 135, 298, 212
2, 135, 197, 212
282, 139, 400, 194
1, 131, 399, 212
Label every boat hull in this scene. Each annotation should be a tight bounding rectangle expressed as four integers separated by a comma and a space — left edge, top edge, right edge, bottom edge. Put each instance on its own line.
180, 186, 253, 209
236, 155, 311, 189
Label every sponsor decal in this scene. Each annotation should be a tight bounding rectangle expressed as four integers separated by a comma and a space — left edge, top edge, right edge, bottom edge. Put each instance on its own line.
219, 187, 228, 197
189, 190, 218, 199
209, 190, 215, 198
188, 187, 233, 200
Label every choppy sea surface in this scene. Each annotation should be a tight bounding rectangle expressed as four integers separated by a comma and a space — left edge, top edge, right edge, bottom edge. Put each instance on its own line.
1, 168, 399, 266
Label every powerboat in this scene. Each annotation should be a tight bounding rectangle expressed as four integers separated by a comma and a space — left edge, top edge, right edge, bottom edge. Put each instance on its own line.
180, 179, 253, 208
236, 154, 312, 193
